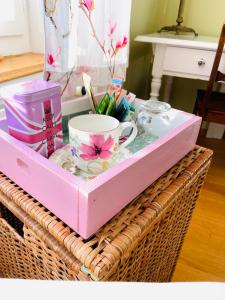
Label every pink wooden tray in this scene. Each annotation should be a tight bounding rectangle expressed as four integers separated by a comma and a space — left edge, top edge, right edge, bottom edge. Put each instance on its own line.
0, 95, 201, 239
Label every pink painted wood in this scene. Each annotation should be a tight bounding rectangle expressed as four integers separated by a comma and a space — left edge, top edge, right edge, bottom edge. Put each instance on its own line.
0, 97, 201, 239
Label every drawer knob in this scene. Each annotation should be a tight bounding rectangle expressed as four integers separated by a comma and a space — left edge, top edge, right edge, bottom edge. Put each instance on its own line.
198, 59, 206, 66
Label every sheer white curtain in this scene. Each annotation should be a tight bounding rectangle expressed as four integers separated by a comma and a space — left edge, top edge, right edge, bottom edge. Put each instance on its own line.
43, 0, 132, 100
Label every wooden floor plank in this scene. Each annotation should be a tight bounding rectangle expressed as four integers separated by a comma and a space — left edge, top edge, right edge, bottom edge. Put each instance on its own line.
172, 137, 225, 282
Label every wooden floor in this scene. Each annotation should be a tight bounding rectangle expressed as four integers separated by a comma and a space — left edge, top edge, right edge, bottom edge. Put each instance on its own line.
172, 137, 225, 282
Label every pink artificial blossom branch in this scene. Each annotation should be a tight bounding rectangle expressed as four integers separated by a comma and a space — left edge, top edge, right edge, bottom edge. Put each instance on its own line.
79, 0, 128, 78
79, 1, 113, 75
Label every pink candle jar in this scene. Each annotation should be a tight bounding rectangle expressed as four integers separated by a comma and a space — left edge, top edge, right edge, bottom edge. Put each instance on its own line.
1, 79, 63, 158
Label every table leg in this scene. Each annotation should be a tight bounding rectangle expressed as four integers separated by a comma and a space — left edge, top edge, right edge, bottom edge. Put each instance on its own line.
150, 76, 162, 100
163, 76, 174, 103
150, 44, 166, 101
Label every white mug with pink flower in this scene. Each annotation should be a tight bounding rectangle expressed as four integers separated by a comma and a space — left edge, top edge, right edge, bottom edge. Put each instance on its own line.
68, 114, 137, 174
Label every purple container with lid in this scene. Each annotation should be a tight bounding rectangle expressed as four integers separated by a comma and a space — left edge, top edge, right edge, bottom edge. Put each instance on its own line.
1, 79, 63, 158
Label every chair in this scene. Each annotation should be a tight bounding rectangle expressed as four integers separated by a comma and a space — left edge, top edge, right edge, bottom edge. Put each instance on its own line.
194, 23, 225, 125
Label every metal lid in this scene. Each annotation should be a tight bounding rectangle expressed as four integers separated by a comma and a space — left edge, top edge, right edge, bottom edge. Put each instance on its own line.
0, 79, 61, 103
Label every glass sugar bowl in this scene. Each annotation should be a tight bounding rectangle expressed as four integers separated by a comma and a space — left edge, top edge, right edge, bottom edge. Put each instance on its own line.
137, 100, 172, 137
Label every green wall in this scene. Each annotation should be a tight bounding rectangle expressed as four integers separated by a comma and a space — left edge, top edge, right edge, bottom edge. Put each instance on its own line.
127, 0, 225, 112
125, 0, 158, 99
153, 0, 225, 36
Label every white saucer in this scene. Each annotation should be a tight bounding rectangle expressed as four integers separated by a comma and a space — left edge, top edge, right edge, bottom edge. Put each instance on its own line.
49, 145, 131, 181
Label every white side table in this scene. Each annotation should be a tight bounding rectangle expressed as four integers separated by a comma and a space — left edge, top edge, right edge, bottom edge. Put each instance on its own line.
135, 33, 225, 138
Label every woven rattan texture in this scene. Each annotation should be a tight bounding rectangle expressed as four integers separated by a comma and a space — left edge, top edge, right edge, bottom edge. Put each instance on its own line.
0, 146, 212, 281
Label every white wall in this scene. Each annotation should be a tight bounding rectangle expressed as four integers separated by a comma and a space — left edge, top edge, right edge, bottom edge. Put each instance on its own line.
0, 0, 44, 55
0, 0, 31, 55
27, 0, 45, 53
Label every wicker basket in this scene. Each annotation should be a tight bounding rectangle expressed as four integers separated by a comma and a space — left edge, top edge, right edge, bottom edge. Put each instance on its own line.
0, 146, 212, 281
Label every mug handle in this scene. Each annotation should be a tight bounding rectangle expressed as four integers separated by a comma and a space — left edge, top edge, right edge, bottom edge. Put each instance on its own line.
119, 121, 138, 148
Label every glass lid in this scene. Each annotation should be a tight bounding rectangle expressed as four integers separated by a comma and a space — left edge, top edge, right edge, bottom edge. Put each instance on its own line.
141, 100, 171, 113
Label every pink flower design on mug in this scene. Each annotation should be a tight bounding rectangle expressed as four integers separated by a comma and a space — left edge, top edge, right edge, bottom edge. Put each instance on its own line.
80, 135, 114, 160
71, 146, 78, 157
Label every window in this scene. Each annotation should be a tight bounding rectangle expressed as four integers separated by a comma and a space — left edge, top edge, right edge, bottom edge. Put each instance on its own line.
0, 0, 26, 37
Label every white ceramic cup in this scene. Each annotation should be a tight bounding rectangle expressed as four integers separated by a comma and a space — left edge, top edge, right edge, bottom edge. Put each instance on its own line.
68, 114, 137, 174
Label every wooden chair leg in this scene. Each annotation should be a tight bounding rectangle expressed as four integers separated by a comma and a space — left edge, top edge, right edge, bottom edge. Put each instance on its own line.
199, 127, 207, 137
193, 93, 201, 115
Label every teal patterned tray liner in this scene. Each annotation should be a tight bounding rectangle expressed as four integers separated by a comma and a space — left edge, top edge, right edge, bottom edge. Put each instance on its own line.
126, 133, 158, 154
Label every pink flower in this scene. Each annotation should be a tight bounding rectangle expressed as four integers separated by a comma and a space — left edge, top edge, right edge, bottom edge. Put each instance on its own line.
122, 36, 128, 47
47, 48, 61, 67
108, 21, 117, 38
82, 0, 94, 12
80, 135, 114, 160
116, 36, 128, 50
47, 54, 54, 65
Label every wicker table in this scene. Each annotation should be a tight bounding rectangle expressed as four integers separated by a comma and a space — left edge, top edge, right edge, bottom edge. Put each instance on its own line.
0, 146, 212, 281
